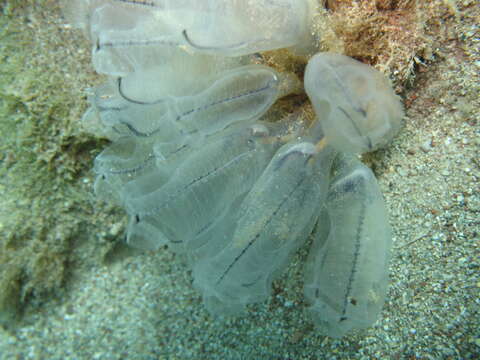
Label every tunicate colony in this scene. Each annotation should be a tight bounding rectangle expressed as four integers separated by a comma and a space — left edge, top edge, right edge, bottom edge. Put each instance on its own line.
67, 0, 404, 338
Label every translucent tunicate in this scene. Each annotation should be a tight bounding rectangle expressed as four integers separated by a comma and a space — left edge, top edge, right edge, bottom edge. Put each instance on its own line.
63, 1, 163, 33
87, 78, 180, 141
305, 53, 404, 154
304, 154, 392, 338
87, 64, 279, 146
124, 123, 281, 249
125, 215, 170, 251
177, 0, 314, 57
66, 0, 397, 335
88, 2, 178, 75
171, 65, 280, 136
93, 136, 157, 203
193, 141, 335, 314
117, 50, 242, 101
65, 0, 314, 75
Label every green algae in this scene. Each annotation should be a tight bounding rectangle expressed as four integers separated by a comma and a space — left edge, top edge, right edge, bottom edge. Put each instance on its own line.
0, 0, 111, 327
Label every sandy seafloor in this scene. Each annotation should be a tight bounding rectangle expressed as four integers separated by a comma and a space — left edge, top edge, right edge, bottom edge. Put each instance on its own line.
0, 1, 479, 359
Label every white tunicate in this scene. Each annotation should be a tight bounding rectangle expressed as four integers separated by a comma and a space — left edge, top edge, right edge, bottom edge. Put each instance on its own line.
172, 65, 280, 136
305, 53, 404, 154
193, 141, 335, 314
124, 123, 281, 249
87, 64, 279, 145
67, 0, 395, 336
152, 120, 274, 169
87, 78, 181, 141
120, 166, 170, 204
63, 1, 158, 32
85, 1, 180, 75
118, 50, 242, 101
94, 136, 156, 199
177, 0, 314, 56
125, 216, 169, 251
186, 194, 246, 264
304, 154, 392, 338
66, 0, 314, 75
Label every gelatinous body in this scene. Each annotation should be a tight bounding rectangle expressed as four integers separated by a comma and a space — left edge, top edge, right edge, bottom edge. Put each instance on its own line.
177, 0, 312, 56
66, 0, 313, 75
193, 142, 335, 314
67, 0, 401, 337
171, 65, 280, 136
93, 136, 157, 203
87, 65, 279, 147
304, 155, 392, 338
305, 53, 403, 153
125, 123, 280, 249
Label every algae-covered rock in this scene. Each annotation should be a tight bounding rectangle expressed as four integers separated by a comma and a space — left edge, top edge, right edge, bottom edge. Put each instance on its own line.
0, 0, 116, 327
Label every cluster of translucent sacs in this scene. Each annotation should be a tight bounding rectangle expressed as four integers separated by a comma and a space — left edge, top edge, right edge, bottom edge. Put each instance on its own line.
68, 0, 404, 338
